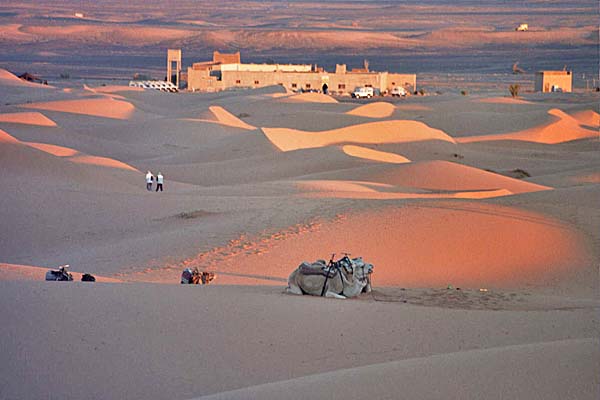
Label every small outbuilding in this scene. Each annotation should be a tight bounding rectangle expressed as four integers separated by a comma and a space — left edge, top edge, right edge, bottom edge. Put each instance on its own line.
534, 70, 572, 93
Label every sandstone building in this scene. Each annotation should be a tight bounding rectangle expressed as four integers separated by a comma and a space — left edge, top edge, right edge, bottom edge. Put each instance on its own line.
185, 51, 416, 95
534, 70, 573, 93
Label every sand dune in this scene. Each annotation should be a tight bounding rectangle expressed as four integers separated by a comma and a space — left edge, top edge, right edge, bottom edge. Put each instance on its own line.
394, 104, 431, 111
26, 142, 79, 157
458, 108, 598, 144
196, 339, 599, 400
1, 72, 598, 400
297, 181, 513, 200
570, 109, 600, 128
207, 106, 257, 130
22, 97, 136, 120
0, 128, 19, 143
263, 120, 456, 151
0, 111, 57, 127
0, 68, 53, 88
281, 92, 338, 103
364, 160, 550, 194
85, 85, 144, 94
19, 25, 194, 46
346, 102, 395, 118
477, 97, 533, 105
0, 263, 122, 283
69, 155, 139, 171
3, 131, 138, 171
342, 145, 411, 164
184, 201, 591, 291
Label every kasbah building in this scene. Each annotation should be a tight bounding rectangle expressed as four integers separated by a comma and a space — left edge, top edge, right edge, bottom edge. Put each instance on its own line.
168, 49, 417, 95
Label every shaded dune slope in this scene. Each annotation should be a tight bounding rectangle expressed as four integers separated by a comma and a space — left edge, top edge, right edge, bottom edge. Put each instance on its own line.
196, 339, 598, 400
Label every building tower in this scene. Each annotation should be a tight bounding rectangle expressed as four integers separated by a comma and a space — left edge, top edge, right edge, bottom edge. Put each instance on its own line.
167, 49, 182, 88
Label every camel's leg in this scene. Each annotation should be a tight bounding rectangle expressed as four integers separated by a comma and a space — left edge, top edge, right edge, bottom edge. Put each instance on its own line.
325, 291, 346, 299
286, 283, 304, 295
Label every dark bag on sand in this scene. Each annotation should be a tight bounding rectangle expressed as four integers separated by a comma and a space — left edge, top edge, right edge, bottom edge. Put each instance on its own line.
81, 273, 96, 282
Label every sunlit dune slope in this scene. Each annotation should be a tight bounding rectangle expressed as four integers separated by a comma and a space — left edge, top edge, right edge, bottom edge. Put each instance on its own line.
263, 120, 455, 151
1, 129, 138, 172
207, 106, 256, 130
346, 102, 395, 118
193, 202, 591, 290
0, 68, 53, 88
297, 181, 512, 200
22, 97, 136, 120
342, 145, 411, 164
570, 109, 600, 128
0, 112, 57, 127
458, 109, 598, 144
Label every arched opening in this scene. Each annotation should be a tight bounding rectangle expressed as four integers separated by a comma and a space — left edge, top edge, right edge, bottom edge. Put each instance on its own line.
322, 83, 328, 94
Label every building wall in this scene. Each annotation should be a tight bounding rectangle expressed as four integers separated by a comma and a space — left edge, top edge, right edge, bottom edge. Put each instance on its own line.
188, 67, 416, 94
187, 67, 223, 92
535, 71, 573, 92
220, 63, 312, 73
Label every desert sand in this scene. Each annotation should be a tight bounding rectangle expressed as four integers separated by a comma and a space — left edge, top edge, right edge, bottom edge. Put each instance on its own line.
0, 69, 599, 399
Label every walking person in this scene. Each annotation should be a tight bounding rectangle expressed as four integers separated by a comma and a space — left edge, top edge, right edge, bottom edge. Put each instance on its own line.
156, 172, 164, 192
145, 170, 154, 191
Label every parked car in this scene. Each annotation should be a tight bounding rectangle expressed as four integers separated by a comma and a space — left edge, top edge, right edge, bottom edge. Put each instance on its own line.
352, 87, 374, 99
391, 87, 407, 97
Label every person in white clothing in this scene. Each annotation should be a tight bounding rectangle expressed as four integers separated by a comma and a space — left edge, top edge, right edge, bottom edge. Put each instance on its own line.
145, 171, 154, 191
156, 172, 164, 192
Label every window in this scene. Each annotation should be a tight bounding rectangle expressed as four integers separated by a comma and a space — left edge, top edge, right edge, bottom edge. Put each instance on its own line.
365, 84, 373, 87
236, 80, 241, 84
254, 80, 260, 85
291, 83, 297, 88
391, 82, 396, 85
338, 84, 346, 89
305, 83, 311, 88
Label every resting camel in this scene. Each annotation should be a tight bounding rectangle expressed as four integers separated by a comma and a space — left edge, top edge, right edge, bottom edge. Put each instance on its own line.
286, 256, 373, 299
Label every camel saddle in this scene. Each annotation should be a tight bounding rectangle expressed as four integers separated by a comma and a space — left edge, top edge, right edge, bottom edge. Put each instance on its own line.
298, 261, 337, 278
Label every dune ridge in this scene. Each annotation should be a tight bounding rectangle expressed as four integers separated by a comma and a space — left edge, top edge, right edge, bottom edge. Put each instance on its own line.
22, 97, 136, 120
0, 68, 53, 88
297, 181, 513, 200
1, 129, 138, 171
262, 120, 456, 151
207, 106, 256, 130
458, 108, 598, 144
570, 109, 600, 128
346, 102, 395, 118
0, 128, 19, 143
281, 92, 339, 103
0, 112, 57, 127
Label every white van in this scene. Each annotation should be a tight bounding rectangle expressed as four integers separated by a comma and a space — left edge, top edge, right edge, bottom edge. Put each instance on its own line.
352, 87, 374, 98
391, 87, 407, 97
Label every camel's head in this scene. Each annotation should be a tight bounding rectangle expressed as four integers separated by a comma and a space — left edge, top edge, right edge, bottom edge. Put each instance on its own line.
350, 257, 373, 281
